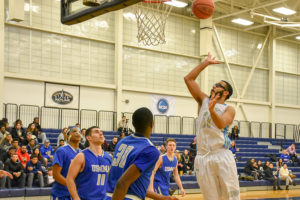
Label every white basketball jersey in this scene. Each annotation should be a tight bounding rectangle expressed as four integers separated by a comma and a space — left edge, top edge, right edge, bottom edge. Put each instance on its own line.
196, 97, 231, 155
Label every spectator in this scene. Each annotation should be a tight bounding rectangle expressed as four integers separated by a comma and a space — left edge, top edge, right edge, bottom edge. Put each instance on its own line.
33, 117, 42, 132
75, 123, 81, 129
0, 133, 13, 151
12, 139, 19, 151
11, 123, 26, 142
108, 136, 118, 152
117, 116, 127, 132
175, 150, 183, 175
21, 132, 33, 146
40, 140, 53, 163
230, 125, 239, 140
4, 122, 11, 133
257, 160, 264, 172
26, 139, 36, 155
0, 160, 12, 188
244, 158, 256, 179
0, 147, 16, 163
181, 149, 192, 174
189, 137, 196, 159
264, 163, 281, 190
57, 128, 68, 147
32, 147, 47, 168
252, 162, 263, 180
102, 136, 108, 151
286, 144, 300, 166
79, 128, 87, 149
27, 123, 39, 139
118, 131, 126, 141
13, 119, 23, 128
0, 126, 10, 146
4, 153, 26, 188
229, 141, 240, 162
47, 167, 54, 187
276, 158, 284, 172
38, 131, 47, 144
55, 140, 65, 152
26, 154, 44, 187
263, 161, 270, 171
17, 145, 30, 168
280, 150, 290, 163
279, 163, 296, 190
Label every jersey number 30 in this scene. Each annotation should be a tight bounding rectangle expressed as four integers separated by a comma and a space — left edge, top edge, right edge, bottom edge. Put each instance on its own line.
112, 144, 134, 168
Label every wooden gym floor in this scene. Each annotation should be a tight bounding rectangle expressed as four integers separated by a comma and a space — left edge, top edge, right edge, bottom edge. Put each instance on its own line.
171, 189, 300, 200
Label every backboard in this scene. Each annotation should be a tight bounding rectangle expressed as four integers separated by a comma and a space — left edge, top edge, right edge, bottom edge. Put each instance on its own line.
61, 0, 141, 25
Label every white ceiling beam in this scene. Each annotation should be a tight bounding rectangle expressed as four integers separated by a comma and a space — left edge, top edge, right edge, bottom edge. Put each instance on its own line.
213, 0, 288, 21
240, 27, 272, 98
275, 31, 300, 39
244, 23, 270, 31
212, 25, 241, 98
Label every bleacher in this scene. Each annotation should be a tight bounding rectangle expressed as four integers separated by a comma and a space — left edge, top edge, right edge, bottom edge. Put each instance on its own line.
3, 129, 300, 198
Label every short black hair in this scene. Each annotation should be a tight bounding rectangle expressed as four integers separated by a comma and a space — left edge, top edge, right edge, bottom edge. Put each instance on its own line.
132, 107, 153, 134
113, 136, 118, 139
30, 154, 38, 159
222, 80, 233, 100
59, 139, 65, 142
86, 126, 100, 138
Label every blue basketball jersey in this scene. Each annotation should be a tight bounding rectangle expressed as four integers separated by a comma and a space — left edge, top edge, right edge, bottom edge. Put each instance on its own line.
52, 145, 80, 197
106, 134, 160, 200
76, 148, 112, 200
154, 154, 177, 195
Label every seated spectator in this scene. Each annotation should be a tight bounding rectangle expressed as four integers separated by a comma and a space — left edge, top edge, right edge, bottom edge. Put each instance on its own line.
276, 158, 284, 172
118, 116, 127, 132
21, 132, 33, 146
0, 147, 17, 163
118, 131, 126, 141
27, 123, 38, 139
229, 141, 239, 154
280, 150, 290, 163
159, 144, 166, 155
189, 137, 196, 160
26, 154, 44, 187
244, 158, 256, 178
57, 128, 68, 147
4, 153, 26, 188
26, 139, 36, 155
13, 119, 23, 128
108, 136, 118, 152
11, 123, 26, 142
102, 136, 108, 151
46, 167, 54, 187
40, 140, 53, 163
181, 149, 193, 174
175, 150, 183, 175
230, 125, 240, 140
17, 145, 30, 168
75, 123, 81, 129
279, 163, 296, 190
32, 147, 47, 168
79, 128, 87, 149
252, 162, 263, 180
55, 139, 65, 153
33, 117, 42, 132
0, 133, 13, 151
12, 139, 20, 151
286, 144, 300, 166
257, 160, 264, 172
264, 163, 281, 190
38, 131, 47, 144
263, 161, 270, 171
0, 125, 9, 143
0, 160, 13, 188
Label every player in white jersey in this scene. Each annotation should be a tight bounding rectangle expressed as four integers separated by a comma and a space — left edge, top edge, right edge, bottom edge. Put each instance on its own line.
184, 53, 240, 200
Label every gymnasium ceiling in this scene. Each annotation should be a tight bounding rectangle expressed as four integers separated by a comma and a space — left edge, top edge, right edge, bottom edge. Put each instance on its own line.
173, 0, 300, 41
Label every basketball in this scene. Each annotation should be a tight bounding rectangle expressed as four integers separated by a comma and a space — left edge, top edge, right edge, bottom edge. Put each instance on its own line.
192, 0, 215, 19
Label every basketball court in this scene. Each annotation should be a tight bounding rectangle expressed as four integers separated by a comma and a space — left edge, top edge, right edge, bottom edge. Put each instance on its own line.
1, 0, 300, 199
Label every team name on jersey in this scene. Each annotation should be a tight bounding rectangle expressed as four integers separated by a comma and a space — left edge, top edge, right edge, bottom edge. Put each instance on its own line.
92, 165, 110, 173
164, 167, 175, 171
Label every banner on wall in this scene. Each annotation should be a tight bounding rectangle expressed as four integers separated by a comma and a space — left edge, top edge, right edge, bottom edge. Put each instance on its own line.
44, 83, 80, 109
150, 95, 175, 116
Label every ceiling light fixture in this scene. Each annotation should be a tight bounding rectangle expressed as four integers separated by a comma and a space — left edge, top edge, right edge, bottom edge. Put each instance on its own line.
164, 0, 188, 8
273, 7, 296, 15
232, 18, 253, 26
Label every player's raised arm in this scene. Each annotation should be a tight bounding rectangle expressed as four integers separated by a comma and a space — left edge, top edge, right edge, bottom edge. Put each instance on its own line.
148, 156, 163, 192
184, 53, 220, 105
66, 153, 85, 200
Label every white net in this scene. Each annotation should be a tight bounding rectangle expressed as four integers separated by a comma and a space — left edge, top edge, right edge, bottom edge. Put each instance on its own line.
135, 1, 172, 46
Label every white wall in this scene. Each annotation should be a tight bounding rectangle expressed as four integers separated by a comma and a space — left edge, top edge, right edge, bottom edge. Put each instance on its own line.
275, 107, 300, 124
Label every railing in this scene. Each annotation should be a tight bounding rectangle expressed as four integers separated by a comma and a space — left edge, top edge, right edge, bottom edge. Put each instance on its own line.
3, 103, 300, 141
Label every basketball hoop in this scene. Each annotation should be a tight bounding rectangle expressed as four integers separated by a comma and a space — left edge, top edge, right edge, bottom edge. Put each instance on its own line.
135, 0, 172, 46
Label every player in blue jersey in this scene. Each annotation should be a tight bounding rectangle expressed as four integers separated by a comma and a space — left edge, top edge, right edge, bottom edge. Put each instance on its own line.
149, 138, 185, 197
66, 126, 112, 200
51, 127, 81, 200
106, 107, 178, 200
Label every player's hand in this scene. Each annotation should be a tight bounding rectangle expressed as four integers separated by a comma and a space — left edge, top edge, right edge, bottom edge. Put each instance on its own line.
205, 53, 221, 65
181, 188, 186, 197
208, 93, 220, 111
167, 196, 179, 200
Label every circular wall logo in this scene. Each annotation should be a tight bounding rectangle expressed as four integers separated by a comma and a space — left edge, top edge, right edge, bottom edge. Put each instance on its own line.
52, 90, 73, 105
157, 98, 169, 114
